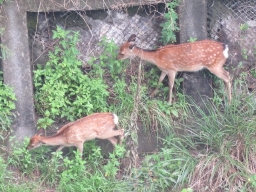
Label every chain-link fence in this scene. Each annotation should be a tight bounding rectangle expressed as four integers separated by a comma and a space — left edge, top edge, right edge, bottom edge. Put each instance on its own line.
29, 4, 165, 68
207, 1, 255, 60
207, 0, 256, 89
29, 1, 256, 87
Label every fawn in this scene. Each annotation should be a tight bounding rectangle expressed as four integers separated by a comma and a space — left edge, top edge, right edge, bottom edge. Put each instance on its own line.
27, 113, 124, 157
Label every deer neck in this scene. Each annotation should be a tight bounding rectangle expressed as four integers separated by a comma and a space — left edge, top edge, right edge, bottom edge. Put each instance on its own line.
40, 135, 66, 146
132, 47, 158, 64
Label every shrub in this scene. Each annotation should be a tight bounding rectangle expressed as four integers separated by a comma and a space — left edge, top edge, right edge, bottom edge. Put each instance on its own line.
34, 26, 109, 128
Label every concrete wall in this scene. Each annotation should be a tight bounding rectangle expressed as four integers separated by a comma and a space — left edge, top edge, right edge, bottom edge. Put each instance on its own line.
178, 0, 213, 111
1, 3, 36, 145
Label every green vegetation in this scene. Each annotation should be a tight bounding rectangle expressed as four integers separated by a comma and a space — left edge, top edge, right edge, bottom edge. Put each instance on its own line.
2, 84, 255, 191
160, 0, 180, 44
0, 71, 16, 140
1, 20, 256, 192
34, 26, 109, 128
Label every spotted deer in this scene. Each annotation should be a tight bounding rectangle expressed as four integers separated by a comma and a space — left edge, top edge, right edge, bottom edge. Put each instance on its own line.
117, 34, 231, 104
27, 113, 124, 157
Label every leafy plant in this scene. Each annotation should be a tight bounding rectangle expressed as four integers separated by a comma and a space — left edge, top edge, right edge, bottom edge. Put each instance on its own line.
0, 155, 7, 182
0, 71, 16, 139
7, 137, 34, 173
34, 26, 109, 128
103, 145, 126, 177
160, 0, 180, 44
188, 37, 197, 42
242, 48, 248, 60
60, 151, 86, 183
88, 36, 135, 114
240, 22, 249, 31
96, 36, 125, 79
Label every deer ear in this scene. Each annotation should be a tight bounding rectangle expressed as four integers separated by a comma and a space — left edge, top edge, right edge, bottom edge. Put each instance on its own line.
129, 44, 136, 49
128, 34, 136, 42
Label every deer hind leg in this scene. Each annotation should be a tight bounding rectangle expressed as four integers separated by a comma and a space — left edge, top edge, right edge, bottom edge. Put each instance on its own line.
208, 66, 231, 103
167, 70, 177, 104
107, 137, 118, 146
97, 129, 124, 146
150, 71, 167, 97
118, 129, 124, 145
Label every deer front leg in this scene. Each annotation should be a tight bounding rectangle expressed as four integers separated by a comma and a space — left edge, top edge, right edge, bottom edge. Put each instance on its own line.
150, 71, 167, 97
56, 146, 65, 152
167, 70, 177, 104
75, 143, 84, 158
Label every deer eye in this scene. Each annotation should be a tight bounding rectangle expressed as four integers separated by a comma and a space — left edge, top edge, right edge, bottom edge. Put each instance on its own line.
129, 45, 135, 49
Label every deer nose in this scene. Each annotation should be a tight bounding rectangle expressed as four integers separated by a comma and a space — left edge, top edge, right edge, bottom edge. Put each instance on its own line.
117, 53, 126, 60
116, 54, 122, 60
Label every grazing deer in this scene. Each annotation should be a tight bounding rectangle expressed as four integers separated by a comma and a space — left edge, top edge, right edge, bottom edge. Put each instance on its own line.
117, 34, 231, 104
27, 113, 124, 157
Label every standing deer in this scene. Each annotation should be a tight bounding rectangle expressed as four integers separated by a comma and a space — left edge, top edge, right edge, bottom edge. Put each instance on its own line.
27, 113, 124, 157
117, 34, 231, 104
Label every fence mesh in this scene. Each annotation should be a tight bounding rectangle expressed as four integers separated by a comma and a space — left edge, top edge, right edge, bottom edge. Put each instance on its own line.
207, 0, 256, 62
207, 0, 256, 89
29, 1, 256, 88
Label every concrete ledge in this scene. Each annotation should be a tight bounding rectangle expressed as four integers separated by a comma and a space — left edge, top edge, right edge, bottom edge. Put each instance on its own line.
11, 0, 165, 12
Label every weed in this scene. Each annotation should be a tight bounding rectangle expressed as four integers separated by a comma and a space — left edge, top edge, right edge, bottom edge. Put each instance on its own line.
7, 137, 34, 174
103, 145, 126, 178
88, 37, 132, 114
97, 36, 125, 79
242, 48, 248, 60
160, 0, 180, 44
60, 151, 86, 183
240, 22, 249, 31
0, 155, 7, 182
122, 134, 196, 191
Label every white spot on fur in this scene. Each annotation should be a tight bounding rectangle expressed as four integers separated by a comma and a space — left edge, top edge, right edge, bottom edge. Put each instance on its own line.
113, 114, 118, 125
223, 45, 229, 58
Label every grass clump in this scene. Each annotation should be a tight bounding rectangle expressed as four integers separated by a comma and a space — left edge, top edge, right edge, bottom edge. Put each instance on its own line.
187, 88, 256, 191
